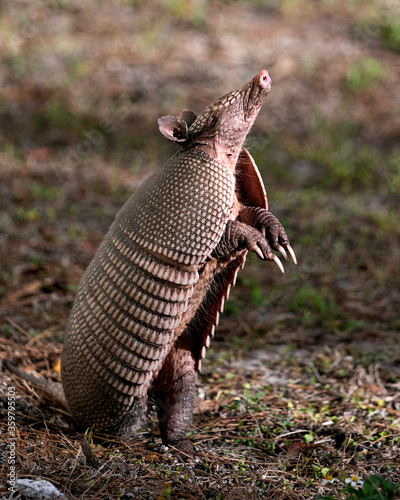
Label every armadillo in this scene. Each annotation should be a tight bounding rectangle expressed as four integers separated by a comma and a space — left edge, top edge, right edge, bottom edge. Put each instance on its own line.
60, 70, 296, 449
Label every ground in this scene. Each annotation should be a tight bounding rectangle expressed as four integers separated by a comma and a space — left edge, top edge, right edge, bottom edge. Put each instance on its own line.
0, 0, 400, 498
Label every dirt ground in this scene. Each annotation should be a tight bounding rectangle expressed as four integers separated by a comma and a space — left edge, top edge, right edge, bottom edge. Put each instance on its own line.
1, 0, 400, 498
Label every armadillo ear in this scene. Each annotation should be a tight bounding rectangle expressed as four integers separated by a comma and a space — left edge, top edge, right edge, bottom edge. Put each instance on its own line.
158, 115, 189, 143
179, 109, 197, 128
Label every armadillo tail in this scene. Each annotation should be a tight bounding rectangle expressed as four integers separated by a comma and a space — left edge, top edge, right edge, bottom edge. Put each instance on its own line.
4, 360, 67, 409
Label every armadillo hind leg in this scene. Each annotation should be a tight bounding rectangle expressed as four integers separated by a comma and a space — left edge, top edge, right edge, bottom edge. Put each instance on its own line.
110, 395, 148, 438
152, 337, 197, 451
151, 258, 244, 452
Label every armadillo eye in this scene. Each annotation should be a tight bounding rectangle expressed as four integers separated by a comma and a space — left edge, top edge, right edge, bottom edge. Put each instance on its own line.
210, 116, 218, 127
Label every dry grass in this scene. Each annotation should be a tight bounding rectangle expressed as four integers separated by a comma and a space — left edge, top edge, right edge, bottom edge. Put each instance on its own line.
1, 0, 400, 498
1, 332, 400, 498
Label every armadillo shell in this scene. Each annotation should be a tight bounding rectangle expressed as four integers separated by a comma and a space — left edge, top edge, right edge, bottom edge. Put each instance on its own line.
61, 236, 199, 427
61, 148, 236, 429
116, 149, 235, 266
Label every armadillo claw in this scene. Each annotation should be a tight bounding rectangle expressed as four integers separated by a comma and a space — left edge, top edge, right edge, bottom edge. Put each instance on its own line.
286, 244, 297, 265
251, 240, 285, 273
253, 245, 265, 260
271, 254, 285, 273
277, 244, 288, 260
246, 208, 292, 265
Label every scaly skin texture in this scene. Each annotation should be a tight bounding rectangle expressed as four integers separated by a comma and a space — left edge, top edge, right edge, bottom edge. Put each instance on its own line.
61, 70, 296, 448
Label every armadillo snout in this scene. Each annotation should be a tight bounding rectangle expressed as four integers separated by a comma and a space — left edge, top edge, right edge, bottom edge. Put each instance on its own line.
258, 70, 272, 91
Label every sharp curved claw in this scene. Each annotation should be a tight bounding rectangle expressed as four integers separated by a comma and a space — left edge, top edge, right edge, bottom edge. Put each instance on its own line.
277, 244, 288, 260
253, 245, 265, 260
272, 254, 284, 273
286, 244, 297, 265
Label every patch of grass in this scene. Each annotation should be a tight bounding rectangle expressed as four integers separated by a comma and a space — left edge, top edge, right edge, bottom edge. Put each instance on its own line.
31, 181, 60, 201
32, 98, 77, 136
14, 207, 40, 223
380, 17, 400, 52
165, 0, 207, 26
239, 275, 269, 306
346, 57, 387, 92
287, 117, 390, 193
313, 142, 378, 191
387, 150, 400, 194
7, 53, 30, 77
251, 115, 395, 197
371, 207, 400, 237
291, 284, 326, 313
45, 99, 75, 128
290, 284, 338, 328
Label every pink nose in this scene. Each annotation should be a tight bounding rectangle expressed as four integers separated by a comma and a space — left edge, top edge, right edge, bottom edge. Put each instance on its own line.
258, 70, 272, 91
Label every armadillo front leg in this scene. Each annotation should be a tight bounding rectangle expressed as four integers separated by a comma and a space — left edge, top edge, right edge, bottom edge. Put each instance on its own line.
212, 220, 281, 267
153, 338, 197, 452
239, 206, 297, 264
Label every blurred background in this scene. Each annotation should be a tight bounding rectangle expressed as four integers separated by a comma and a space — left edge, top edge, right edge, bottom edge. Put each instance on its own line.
1, 0, 400, 494
1, 0, 399, 353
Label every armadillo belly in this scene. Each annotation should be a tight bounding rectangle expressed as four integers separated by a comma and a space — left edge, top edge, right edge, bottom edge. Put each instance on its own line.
61, 149, 235, 431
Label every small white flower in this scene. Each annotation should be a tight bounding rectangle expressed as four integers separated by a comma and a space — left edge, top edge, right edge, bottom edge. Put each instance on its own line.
345, 474, 364, 487
321, 474, 340, 485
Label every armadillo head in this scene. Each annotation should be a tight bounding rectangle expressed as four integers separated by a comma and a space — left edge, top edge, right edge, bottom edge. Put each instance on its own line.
158, 70, 271, 171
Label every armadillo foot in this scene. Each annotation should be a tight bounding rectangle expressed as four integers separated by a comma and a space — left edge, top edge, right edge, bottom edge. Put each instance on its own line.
239, 206, 297, 265
111, 396, 148, 439
212, 219, 284, 272
169, 439, 196, 462
170, 438, 194, 453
